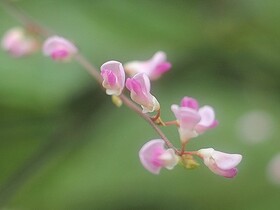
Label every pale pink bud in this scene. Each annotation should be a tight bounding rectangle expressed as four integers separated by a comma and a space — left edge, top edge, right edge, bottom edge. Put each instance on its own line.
139, 139, 179, 174
126, 73, 160, 113
124, 51, 171, 80
1, 27, 38, 57
100, 61, 125, 96
43, 36, 77, 61
171, 97, 218, 142
198, 148, 242, 178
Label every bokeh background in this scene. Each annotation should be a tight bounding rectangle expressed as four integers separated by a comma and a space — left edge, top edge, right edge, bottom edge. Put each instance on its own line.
0, 0, 280, 209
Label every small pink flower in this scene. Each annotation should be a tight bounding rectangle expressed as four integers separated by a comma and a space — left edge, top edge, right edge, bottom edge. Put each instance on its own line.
1, 27, 38, 57
171, 97, 218, 143
43, 36, 77, 61
124, 51, 171, 80
100, 61, 125, 96
198, 148, 242, 178
126, 73, 160, 113
139, 139, 179, 174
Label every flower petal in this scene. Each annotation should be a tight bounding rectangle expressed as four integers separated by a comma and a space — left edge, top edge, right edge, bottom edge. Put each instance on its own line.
124, 51, 171, 80
180, 97, 199, 110
139, 139, 165, 174
212, 151, 242, 170
198, 106, 216, 127
159, 148, 179, 170
43, 36, 77, 61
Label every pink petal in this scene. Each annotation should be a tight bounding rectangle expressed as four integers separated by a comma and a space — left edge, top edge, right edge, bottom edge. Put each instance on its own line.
132, 73, 150, 93
51, 50, 69, 60
180, 97, 199, 110
43, 36, 77, 60
195, 106, 218, 134
130, 79, 143, 95
208, 163, 238, 178
101, 70, 117, 86
212, 151, 242, 170
126, 78, 147, 103
139, 139, 165, 174
151, 51, 167, 64
171, 105, 201, 130
198, 106, 216, 127
126, 73, 159, 113
125, 78, 133, 91
199, 148, 241, 178
155, 61, 171, 73
124, 51, 171, 80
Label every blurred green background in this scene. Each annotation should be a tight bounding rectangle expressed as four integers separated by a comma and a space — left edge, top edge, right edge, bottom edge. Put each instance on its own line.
1, 0, 280, 209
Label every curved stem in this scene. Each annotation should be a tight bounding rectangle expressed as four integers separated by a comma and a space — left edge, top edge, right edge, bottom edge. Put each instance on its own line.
74, 54, 178, 152
120, 95, 178, 153
0, 0, 180, 154
74, 54, 103, 84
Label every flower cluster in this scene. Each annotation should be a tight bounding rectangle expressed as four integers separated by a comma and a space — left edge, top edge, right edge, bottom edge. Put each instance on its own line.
97, 53, 242, 178
1, 31, 242, 178
95, 52, 242, 178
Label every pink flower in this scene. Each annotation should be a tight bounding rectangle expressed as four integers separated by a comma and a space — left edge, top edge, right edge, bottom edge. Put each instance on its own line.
43, 36, 77, 61
1, 27, 38, 57
198, 148, 242, 178
126, 73, 160, 113
171, 97, 218, 143
100, 61, 125, 96
124, 51, 171, 80
139, 139, 179, 174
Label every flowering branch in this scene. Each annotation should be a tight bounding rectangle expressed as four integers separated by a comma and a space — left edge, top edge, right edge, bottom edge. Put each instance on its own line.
1, 0, 242, 178
0, 0, 176, 151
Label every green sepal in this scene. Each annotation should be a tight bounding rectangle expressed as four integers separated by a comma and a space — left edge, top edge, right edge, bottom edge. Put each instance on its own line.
180, 154, 200, 169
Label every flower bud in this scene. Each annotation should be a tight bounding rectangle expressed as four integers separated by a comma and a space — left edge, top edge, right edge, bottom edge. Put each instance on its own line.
126, 73, 160, 113
1, 27, 38, 57
198, 148, 242, 178
100, 61, 125, 96
43, 36, 77, 61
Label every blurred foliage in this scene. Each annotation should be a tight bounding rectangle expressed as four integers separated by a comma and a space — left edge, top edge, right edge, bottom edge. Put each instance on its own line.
0, 0, 280, 209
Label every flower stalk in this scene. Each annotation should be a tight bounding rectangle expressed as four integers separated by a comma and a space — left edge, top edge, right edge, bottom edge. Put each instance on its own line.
1, 0, 242, 177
